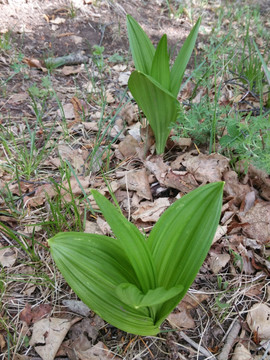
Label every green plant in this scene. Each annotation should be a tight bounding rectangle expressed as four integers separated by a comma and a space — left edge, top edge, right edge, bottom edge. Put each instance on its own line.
0, 118, 55, 179
68, 1, 77, 18
108, 53, 124, 63
0, 222, 39, 261
28, 77, 55, 126
126, 15, 201, 154
48, 182, 224, 335
92, 44, 105, 72
0, 31, 11, 51
220, 111, 270, 173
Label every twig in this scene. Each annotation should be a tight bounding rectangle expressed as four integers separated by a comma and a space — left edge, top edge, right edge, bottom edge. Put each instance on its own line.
44, 52, 90, 68
217, 320, 241, 360
178, 331, 217, 359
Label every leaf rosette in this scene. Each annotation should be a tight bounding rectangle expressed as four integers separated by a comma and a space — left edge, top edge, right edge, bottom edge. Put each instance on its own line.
49, 182, 224, 335
127, 15, 201, 154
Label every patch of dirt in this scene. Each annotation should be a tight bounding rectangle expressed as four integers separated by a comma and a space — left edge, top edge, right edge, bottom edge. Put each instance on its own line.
0, 0, 195, 58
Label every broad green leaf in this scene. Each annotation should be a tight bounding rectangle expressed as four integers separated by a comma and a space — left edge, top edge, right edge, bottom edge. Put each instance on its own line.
116, 283, 184, 309
48, 232, 160, 335
91, 190, 157, 292
150, 34, 170, 90
147, 182, 224, 324
128, 71, 179, 154
126, 14, 155, 74
170, 17, 201, 97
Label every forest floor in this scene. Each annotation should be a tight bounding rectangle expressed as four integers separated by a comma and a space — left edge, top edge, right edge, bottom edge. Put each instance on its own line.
0, 0, 270, 359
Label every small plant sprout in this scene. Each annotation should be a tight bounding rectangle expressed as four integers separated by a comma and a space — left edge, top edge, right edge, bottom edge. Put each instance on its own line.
127, 15, 201, 154
48, 181, 224, 335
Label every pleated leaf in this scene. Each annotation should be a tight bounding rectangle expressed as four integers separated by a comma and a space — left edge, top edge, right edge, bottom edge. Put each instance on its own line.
91, 190, 156, 293
128, 71, 179, 154
126, 14, 155, 74
170, 17, 201, 97
116, 283, 184, 309
150, 34, 170, 90
147, 182, 224, 324
48, 232, 160, 335
49, 182, 223, 336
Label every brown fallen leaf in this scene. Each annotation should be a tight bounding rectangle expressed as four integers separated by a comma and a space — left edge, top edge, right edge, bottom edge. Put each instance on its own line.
223, 171, 251, 204
57, 102, 83, 120
231, 343, 252, 360
213, 225, 228, 243
181, 292, 209, 309
167, 309, 195, 329
118, 135, 140, 157
145, 155, 197, 193
0, 333, 6, 351
252, 252, 270, 275
105, 90, 115, 104
24, 177, 90, 207
23, 183, 56, 207
239, 201, 270, 243
118, 71, 131, 86
23, 57, 47, 71
140, 124, 155, 150
172, 137, 192, 149
70, 96, 84, 125
83, 121, 99, 131
69, 317, 105, 349
209, 253, 230, 274
13, 355, 31, 360
8, 92, 29, 103
9, 181, 35, 196
84, 220, 103, 235
182, 153, 229, 183
96, 216, 112, 236
132, 198, 170, 222
247, 303, 270, 340
247, 164, 270, 201
62, 65, 82, 76
167, 292, 209, 329
58, 143, 85, 174
119, 168, 152, 200
0, 246, 17, 268
76, 341, 121, 360
164, 170, 197, 193
119, 102, 138, 125
29, 317, 80, 360
240, 191, 256, 213
62, 300, 90, 317
20, 303, 52, 325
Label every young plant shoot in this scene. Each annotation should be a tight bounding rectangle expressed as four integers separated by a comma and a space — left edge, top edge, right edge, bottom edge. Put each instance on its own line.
127, 15, 201, 154
48, 182, 224, 336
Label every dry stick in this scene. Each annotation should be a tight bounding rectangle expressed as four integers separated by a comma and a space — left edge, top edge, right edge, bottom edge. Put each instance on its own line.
44, 53, 90, 68
179, 331, 217, 359
217, 320, 241, 360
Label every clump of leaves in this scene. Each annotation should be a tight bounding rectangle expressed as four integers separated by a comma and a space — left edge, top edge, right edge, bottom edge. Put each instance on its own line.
127, 15, 201, 154
48, 182, 224, 335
